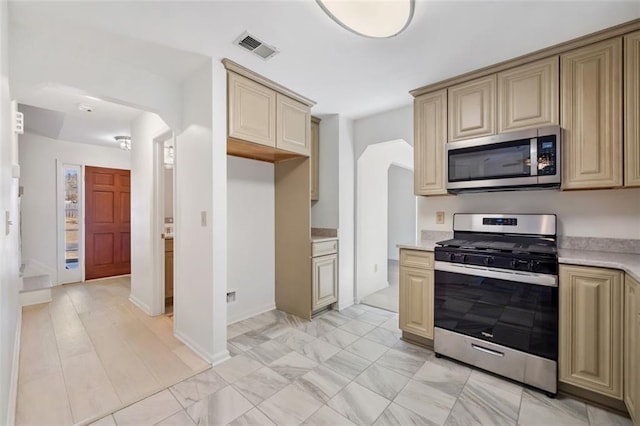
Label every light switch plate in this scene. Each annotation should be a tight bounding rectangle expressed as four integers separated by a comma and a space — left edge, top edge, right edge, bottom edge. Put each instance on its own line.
201, 211, 207, 227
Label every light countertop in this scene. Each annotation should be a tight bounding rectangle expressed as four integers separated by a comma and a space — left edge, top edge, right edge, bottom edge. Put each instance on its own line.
559, 249, 640, 282
397, 241, 640, 281
396, 240, 439, 252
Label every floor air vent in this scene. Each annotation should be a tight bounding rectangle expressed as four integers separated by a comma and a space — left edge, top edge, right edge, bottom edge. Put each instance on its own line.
234, 31, 279, 60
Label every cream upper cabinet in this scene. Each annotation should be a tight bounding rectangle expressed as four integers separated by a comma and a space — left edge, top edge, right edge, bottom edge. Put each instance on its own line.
276, 93, 310, 156
228, 72, 277, 147
310, 117, 320, 201
559, 265, 623, 399
414, 89, 447, 196
498, 57, 559, 132
448, 75, 496, 141
399, 250, 434, 339
561, 38, 623, 190
625, 31, 640, 187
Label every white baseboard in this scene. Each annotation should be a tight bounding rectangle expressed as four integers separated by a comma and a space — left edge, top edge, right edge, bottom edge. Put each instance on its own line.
174, 329, 215, 364
7, 309, 22, 426
210, 350, 231, 367
338, 298, 355, 311
227, 302, 276, 325
128, 294, 152, 315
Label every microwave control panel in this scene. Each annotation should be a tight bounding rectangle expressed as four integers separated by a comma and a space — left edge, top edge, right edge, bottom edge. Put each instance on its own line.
537, 135, 557, 176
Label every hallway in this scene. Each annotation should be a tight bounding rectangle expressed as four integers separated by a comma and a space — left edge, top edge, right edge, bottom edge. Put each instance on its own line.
16, 277, 209, 425
360, 260, 399, 313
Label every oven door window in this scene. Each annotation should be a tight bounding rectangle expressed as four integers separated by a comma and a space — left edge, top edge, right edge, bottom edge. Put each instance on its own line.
435, 270, 557, 360
448, 139, 532, 182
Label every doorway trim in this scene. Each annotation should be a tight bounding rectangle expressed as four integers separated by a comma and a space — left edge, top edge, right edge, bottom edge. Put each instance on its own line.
151, 128, 174, 316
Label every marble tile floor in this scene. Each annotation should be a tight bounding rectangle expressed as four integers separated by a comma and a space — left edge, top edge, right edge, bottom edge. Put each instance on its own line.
16, 276, 210, 426
360, 259, 399, 313
92, 303, 631, 426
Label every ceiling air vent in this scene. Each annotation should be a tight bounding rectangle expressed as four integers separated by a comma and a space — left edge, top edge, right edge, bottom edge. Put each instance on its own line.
234, 31, 279, 61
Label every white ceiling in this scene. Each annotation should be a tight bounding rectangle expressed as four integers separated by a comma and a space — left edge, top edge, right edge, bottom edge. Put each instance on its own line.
19, 84, 142, 148
9, 0, 640, 124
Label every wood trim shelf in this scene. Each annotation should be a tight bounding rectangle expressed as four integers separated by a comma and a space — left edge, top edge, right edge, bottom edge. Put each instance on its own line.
227, 138, 304, 163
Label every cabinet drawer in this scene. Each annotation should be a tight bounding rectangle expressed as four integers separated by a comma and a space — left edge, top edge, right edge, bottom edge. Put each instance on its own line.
400, 249, 434, 269
312, 240, 338, 257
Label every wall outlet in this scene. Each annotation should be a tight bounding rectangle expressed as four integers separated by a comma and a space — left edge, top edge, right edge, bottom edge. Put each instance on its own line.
201, 211, 207, 227
374, 264, 378, 272
436, 211, 445, 224
226, 291, 236, 303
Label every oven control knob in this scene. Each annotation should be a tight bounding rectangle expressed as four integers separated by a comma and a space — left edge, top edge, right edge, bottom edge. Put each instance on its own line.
483, 256, 494, 266
447, 252, 455, 261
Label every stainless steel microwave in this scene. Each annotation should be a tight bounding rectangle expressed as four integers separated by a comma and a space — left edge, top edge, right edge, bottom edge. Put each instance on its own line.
446, 125, 561, 193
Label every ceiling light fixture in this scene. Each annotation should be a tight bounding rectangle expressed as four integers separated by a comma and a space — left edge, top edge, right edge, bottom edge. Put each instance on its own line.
316, 0, 414, 38
115, 136, 131, 151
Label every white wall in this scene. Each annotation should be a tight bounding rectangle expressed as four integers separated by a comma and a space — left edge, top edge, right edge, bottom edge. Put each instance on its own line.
388, 165, 416, 261
0, 2, 20, 424
354, 105, 413, 158
9, 20, 187, 130
355, 104, 640, 241
418, 188, 640, 239
311, 115, 339, 229
130, 112, 168, 315
338, 116, 356, 309
19, 133, 131, 278
227, 156, 275, 324
357, 140, 413, 299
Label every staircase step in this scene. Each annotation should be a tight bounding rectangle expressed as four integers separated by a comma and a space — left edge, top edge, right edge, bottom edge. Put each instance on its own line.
21, 275, 53, 306
22, 275, 53, 293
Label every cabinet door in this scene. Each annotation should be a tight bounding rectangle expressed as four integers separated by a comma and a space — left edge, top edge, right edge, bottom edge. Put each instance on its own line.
312, 254, 338, 310
310, 117, 320, 200
498, 57, 559, 132
399, 266, 434, 339
164, 241, 173, 300
414, 89, 447, 195
559, 265, 623, 398
625, 31, 640, 187
625, 274, 639, 422
277, 93, 310, 155
561, 38, 622, 190
228, 72, 277, 147
448, 75, 496, 141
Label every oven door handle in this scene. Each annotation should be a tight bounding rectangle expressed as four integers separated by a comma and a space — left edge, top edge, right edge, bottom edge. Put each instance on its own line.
434, 261, 558, 287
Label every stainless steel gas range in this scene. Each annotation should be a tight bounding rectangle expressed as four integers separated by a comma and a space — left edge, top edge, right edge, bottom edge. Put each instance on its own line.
434, 213, 559, 396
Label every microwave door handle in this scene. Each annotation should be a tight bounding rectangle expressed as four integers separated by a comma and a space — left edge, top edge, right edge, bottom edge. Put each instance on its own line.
530, 138, 538, 177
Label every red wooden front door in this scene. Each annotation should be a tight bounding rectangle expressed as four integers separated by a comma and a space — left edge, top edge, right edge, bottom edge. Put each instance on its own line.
85, 166, 131, 280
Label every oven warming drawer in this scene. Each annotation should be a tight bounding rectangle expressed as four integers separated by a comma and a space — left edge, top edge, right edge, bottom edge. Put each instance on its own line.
434, 327, 557, 394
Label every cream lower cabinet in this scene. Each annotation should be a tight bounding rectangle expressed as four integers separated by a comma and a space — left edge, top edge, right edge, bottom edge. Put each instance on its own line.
414, 89, 448, 196
624, 274, 640, 423
399, 249, 434, 339
561, 38, 623, 190
559, 265, 623, 399
312, 239, 338, 311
